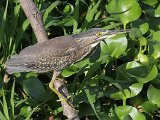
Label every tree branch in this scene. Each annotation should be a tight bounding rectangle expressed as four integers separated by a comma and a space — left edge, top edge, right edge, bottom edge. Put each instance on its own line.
19, 0, 48, 43
19, 0, 79, 119
52, 79, 79, 120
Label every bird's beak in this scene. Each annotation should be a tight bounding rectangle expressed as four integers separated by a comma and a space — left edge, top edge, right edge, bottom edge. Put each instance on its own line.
98, 29, 130, 40
107, 29, 130, 35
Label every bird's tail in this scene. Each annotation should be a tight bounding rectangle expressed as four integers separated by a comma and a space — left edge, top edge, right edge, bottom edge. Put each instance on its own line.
5, 54, 31, 74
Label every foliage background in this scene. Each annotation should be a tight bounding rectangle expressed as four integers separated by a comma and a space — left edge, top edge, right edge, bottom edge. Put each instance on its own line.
0, 0, 160, 119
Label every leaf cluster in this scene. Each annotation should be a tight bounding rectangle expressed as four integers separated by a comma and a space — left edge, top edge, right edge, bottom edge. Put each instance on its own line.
0, 0, 160, 119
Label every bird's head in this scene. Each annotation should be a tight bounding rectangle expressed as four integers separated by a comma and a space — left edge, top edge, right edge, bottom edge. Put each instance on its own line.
92, 28, 130, 40
74, 28, 130, 47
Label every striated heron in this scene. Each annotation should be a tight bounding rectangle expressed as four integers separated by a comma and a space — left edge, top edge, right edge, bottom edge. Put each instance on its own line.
6, 28, 130, 74
5, 28, 130, 111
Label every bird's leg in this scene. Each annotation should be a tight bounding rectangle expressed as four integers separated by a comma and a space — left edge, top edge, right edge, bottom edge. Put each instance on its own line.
49, 71, 63, 100
49, 71, 77, 111
51, 71, 61, 82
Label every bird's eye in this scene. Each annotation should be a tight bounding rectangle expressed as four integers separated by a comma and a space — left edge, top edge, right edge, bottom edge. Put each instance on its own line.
96, 32, 101, 37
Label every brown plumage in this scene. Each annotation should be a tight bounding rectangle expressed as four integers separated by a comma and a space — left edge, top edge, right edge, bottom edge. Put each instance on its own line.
6, 28, 130, 74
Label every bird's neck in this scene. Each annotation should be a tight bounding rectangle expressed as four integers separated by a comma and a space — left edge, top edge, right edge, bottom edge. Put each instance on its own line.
76, 36, 98, 46
90, 42, 99, 48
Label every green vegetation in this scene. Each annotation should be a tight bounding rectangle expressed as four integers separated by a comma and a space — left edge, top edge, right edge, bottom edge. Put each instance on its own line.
0, 0, 160, 119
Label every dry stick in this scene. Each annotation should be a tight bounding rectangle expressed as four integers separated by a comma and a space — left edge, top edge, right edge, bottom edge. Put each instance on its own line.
19, 0, 48, 43
53, 79, 80, 119
50, 71, 79, 119
3, 74, 9, 87
19, 0, 79, 119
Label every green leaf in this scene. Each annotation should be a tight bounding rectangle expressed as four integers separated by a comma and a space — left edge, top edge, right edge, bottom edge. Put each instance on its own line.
149, 42, 160, 59
63, 3, 74, 14
155, 4, 160, 17
142, 0, 158, 6
23, 77, 47, 102
78, 62, 101, 90
43, 1, 62, 23
125, 61, 157, 83
73, 0, 79, 33
111, 91, 126, 100
0, 111, 7, 120
45, 19, 61, 29
138, 53, 149, 66
115, 106, 132, 120
97, 75, 122, 90
25, 106, 39, 120
10, 4, 21, 36
117, 61, 147, 81
142, 101, 157, 114
81, 0, 101, 29
19, 106, 32, 118
79, 103, 95, 118
153, 31, 160, 42
147, 85, 160, 106
111, 83, 143, 100
133, 65, 158, 83
62, 65, 78, 77
15, 19, 30, 49
74, 58, 89, 69
85, 0, 101, 22
107, 0, 141, 28
105, 34, 127, 58
129, 83, 143, 97
0, 0, 8, 46
2, 88, 9, 120
85, 88, 101, 120
139, 23, 149, 34
139, 37, 147, 52
63, 17, 75, 26
115, 106, 146, 120
125, 61, 144, 75
116, 61, 158, 83
129, 107, 146, 120
10, 80, 15, 119
129, 28, 142, 38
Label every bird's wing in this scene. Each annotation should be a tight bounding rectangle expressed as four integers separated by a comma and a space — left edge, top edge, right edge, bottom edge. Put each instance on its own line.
6, 35, 78, 74
19, 35, 77, 57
